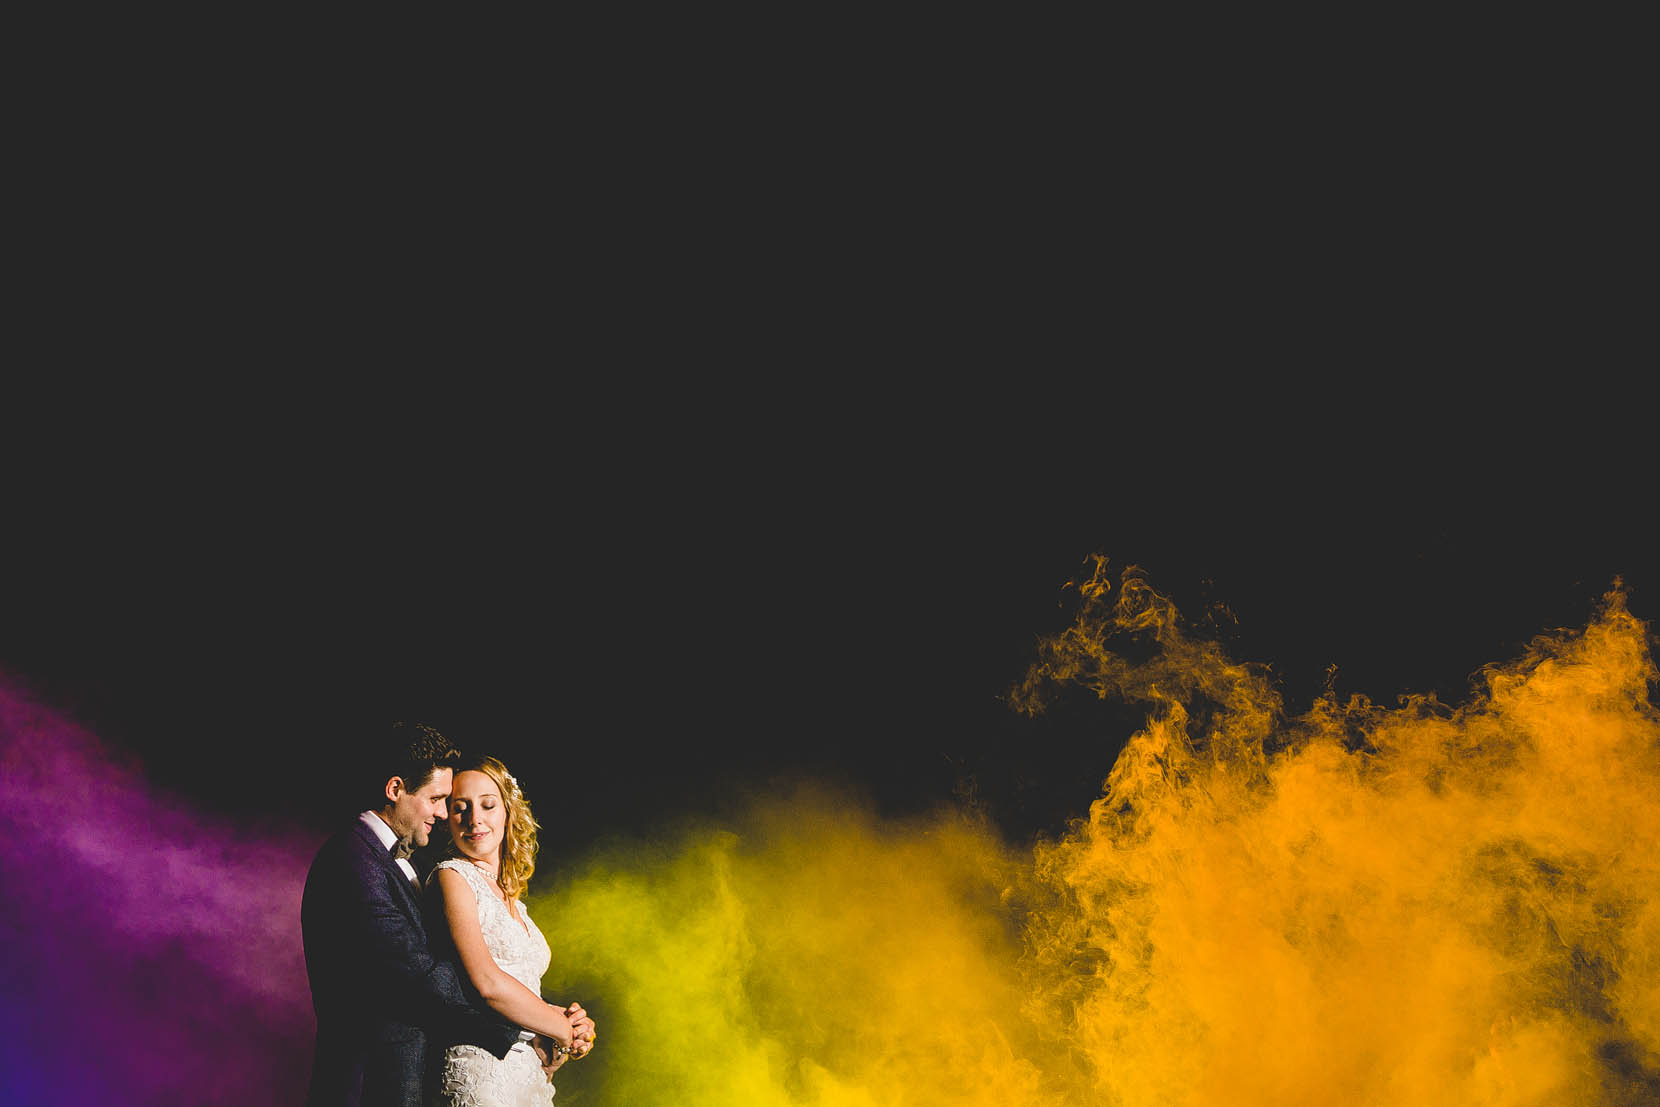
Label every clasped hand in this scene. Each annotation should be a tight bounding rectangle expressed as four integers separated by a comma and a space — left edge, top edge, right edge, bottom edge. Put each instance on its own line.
533, 1002, 596, 1079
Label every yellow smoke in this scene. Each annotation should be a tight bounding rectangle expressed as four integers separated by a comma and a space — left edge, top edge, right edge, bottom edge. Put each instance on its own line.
532, 558, 1660, 1106
532, 785, 1045, 1105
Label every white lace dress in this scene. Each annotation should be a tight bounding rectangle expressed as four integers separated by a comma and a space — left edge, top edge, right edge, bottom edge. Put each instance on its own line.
429, 859, 558, 1106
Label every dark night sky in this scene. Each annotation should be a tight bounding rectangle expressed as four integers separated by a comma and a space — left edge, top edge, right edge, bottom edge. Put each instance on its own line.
5, 59, 1650, 857
4, 387, 1651, 857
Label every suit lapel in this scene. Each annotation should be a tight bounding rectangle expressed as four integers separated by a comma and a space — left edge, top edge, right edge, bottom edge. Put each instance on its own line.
354, 819, 424, 924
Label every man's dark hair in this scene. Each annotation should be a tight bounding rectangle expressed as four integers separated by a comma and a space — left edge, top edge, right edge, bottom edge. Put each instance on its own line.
367, 721, 462, 810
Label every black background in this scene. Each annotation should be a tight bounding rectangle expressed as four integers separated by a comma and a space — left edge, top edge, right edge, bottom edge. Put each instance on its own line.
5, 394, 1651, 856
5, 48, 1652, 858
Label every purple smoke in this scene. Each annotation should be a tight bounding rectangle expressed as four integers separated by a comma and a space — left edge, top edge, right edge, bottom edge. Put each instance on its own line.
0, 675, 319, 1106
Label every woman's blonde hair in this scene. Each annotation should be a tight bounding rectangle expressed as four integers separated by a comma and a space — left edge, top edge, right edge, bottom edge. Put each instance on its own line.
448, 754, 541, 902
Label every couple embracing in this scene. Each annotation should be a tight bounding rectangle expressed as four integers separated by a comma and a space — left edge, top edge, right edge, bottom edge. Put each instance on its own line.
302, 722, 597, 1106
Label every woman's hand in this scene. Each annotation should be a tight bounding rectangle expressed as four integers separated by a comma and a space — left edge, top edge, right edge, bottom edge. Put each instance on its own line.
532, 1035, 569, 1079
564, 1002, 597, 1057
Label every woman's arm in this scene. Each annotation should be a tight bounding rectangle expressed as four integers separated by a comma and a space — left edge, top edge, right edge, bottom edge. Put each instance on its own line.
435, 866, 576, 1045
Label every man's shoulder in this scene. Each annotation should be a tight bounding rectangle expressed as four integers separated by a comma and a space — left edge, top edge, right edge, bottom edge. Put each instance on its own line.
307, 820, 383, 876
302, 821, 394, 928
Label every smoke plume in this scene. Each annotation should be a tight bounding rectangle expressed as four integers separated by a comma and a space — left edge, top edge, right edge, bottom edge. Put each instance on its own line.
532, 559, 1660, 1105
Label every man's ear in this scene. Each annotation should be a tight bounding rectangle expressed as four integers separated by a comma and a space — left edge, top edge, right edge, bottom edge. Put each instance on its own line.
384, 777, 406, 804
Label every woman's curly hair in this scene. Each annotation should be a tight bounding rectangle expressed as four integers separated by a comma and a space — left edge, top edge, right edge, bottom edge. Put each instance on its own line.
448, 754, 541, 902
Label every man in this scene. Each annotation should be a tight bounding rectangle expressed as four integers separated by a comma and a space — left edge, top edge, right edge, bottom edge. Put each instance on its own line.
301, 722, 541, 1106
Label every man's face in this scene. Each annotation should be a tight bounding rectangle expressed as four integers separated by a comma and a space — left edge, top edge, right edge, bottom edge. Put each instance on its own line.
385, 767, 454, 848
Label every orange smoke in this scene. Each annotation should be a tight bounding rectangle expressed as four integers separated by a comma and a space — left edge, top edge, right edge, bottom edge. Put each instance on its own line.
1016, 557, 1660, 1105
533, 558, 1660, 1105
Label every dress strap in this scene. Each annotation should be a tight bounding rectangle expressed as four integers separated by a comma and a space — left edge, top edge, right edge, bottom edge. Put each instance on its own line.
431, 857, 491, 896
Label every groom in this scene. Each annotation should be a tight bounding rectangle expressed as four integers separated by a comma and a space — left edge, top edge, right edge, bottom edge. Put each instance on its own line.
302, 721, 532, 1106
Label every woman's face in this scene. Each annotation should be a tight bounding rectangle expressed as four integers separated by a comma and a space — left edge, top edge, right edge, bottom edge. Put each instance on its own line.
447, 769, 507, 866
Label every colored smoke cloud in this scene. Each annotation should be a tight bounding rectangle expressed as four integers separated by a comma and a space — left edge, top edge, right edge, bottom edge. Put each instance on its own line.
531, 561, 1660, 1105
0, 679, 317, 1106
530, 790, 1041, 1106
1012, 560, 1660, 1104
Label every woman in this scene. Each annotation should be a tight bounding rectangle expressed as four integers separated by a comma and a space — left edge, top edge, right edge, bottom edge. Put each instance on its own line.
426, 755, 597, 1106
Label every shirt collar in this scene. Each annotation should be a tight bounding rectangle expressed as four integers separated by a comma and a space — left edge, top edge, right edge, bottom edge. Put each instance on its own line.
360, 810, 400, 851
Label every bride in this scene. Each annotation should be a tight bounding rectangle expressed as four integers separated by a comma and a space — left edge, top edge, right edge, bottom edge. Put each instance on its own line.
426, 755, 597, 1105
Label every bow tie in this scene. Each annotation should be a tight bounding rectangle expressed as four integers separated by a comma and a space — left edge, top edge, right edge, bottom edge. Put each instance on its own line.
390, 838, 415, 862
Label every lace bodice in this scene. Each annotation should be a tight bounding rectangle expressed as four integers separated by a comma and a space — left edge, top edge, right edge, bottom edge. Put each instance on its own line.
428, 859, 556, 1106
432, 858, 551, 993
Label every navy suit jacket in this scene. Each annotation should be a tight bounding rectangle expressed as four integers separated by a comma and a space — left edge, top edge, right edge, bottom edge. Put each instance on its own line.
301, 818, 522, 1107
